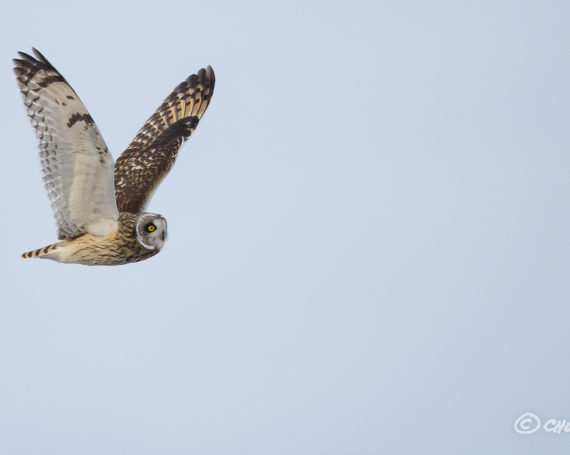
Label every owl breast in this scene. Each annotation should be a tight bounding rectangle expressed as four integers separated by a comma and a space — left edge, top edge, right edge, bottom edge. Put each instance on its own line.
36, 213, 165, 266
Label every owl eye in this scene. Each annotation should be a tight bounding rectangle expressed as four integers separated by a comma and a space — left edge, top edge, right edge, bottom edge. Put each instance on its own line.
146, 224, 156, 232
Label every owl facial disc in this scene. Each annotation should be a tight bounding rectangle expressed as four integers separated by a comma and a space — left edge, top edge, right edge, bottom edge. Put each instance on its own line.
136, 214, 167, 250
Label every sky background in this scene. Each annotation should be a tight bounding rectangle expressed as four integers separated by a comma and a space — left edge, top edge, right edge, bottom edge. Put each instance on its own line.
0, 0, 569, 453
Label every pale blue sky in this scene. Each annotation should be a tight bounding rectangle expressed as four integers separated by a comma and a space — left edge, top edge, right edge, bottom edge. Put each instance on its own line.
1, 0, 569, 454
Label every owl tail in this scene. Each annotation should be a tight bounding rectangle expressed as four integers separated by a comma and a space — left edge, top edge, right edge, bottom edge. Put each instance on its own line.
21, 242, 60, 259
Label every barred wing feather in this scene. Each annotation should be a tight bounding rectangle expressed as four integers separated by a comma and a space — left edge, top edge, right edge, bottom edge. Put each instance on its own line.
13, 48, 118, 239
114, 66, 215, 214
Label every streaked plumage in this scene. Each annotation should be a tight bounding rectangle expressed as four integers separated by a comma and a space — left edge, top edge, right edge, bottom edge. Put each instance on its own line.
115, 67, 214, 213
14, 48, 215, 265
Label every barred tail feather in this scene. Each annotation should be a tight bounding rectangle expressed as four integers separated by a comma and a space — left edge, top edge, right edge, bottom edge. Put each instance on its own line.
21, 243, 60, 259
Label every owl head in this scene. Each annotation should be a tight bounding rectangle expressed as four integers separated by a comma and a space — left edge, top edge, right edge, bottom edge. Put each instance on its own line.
136, 213, 167, 250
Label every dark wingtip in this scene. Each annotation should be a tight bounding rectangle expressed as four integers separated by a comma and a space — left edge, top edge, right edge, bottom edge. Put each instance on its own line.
16, 50, 38, 63
198, 65, 215, 93
206, 65, 215, 90
191, 65, 215, 96
13, 53, 33, 78
31, 47, 49, 63
14, 48, 54, 70
14, 49, 39, 73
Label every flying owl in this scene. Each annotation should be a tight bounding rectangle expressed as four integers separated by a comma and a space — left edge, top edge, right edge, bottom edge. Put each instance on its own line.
13, 48, 215, 265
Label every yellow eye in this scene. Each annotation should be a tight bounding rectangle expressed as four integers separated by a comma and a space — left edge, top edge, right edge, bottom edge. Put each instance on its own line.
147, 224, 156, 232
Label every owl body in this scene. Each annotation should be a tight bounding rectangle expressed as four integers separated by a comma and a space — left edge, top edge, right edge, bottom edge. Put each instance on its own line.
13, 49, 215, 266
22, 213, 167, 266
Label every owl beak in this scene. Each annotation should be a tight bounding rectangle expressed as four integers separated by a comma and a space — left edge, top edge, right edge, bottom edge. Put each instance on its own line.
161, 231, 166, 242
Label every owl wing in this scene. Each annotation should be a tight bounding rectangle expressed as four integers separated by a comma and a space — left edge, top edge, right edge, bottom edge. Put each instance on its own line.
114, 66, 215, 213
13, 49, 119, 240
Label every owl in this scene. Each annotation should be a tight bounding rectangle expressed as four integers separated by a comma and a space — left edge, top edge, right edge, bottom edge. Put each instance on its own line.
13, 48, 215, 265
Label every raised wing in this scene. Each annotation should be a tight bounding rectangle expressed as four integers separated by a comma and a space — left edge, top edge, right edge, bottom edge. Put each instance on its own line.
114, 66, 215, 213
14, 48, 119, 239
